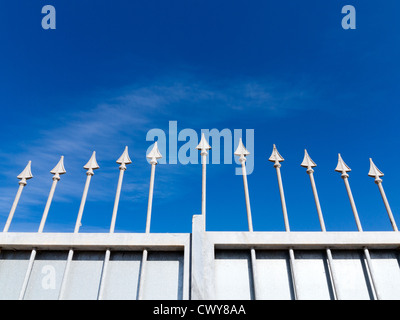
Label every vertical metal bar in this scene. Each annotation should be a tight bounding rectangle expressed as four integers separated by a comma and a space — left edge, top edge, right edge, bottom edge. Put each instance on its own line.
59, 174, 93, 299
325, 248, 340, 299
18, 249, 37, 300
138, 143, 162, 300
249, 248, 259, 300
98, 162, 125, 298
58, 249, 74, 299
98, 147, 131, 300
343, 175, 381, 299
59, 153, 98, 300
288, 248, 299, 299
310, 170, 340, 299
336, 154, 381, 299
242, 166, 258, 299
97, 249, 111, 300
343, 177, 363, 232
363, 247, 381, 299
368, 158, 398, 231
3, 184, 24, 233
301, 150, 339, 299
109, 168, 125, 234
4, 161, 33, 232
310, 169, 340, 299
196, 134, 211, 232
201, 154, 207, 229
19, 156, 65, 300
137, 249, 148, 300
240, 160, 253, 232
38, 179, 59, 233
74, 175, 93, 233
308, 172, 326, 231
145, 164, 156, 234
137, 160, 154, 299
275, 166, 290, 232
376, 183, 398, 231
235, 139, 259, 300
269, 145, 298, 299
243, 156, 258, 298
19, 176, 58, 299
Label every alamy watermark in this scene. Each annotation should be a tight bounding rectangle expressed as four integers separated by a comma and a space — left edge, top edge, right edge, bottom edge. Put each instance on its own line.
40, 4, 357, 31
146, 121, 254, 175
41, 5, 56, 30
41, 265, 56, 290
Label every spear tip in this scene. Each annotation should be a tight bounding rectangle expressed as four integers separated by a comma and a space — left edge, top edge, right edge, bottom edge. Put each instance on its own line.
268, 144, 284, 163
147, 141, 163, 161
84, 151, 100, 171
234, 138, 250, 157
196, 133, 211, 151
17, 160, 33, 180
301, 149, 317, 168
116, 146, 132, 165
335, 153, 351, 173
368, 158, 384, 178
50, 156, 67, 175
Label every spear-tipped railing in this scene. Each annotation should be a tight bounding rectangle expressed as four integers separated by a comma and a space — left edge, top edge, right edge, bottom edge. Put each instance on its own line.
98, 146, 132, 300
301, 149, 339, 299
268, 144, 299, 299
137, 142, 163, 300
19, 156, 66, 300
234, 138, 259, 299
3, 161, 33, 232
269, 145, 290, 231
110, 146, 132, 233
368, 158, 398, 231
3, 141, 400, 301
196, 133, 211, 231
58, 151, 99, 299
335, 154, 381, 300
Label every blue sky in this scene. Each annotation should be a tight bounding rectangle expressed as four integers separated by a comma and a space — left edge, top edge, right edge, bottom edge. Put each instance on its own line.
0, 0, 400, 233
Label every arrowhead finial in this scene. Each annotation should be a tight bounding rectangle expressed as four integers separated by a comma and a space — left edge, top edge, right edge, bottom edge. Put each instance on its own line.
84, 151, 100, 175
301, 149, 317, 172
147, 141, 163, 165
335, 154, 351, 178
196, 133, 211, 155
116, 146, 132, 169
234, 138, 250, 162
269, 144, 284, 167
368, 158, 384, 183
17, 161, 33, 184
50, 156, 66, 180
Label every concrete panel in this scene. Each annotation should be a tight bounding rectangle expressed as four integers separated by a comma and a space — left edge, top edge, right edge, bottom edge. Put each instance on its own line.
62, 251, 104, 300
1, 226, 400, 300
256, 250, 294, 300
191, 214, 215, 300
141, 251, 184, 300
369, 250, 400, 299
0, 250, 31, 300
294, 250, 334, 300
24, 251, 68, 300
101, 251, 142, 300
214, 250, 254, 300
331, 250, 374, 300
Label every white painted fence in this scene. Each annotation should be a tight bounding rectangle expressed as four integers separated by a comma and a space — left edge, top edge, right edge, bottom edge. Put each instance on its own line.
0, 141, 399, 300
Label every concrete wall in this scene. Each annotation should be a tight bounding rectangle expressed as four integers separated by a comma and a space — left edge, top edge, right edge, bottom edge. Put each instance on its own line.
213, 249, 400, 300
191, 215, 400, 300
0, 250, 185, 300
0, 215, 400, 300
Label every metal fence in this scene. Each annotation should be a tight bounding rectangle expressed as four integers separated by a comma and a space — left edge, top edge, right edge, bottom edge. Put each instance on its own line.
0, 140, 399, 300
